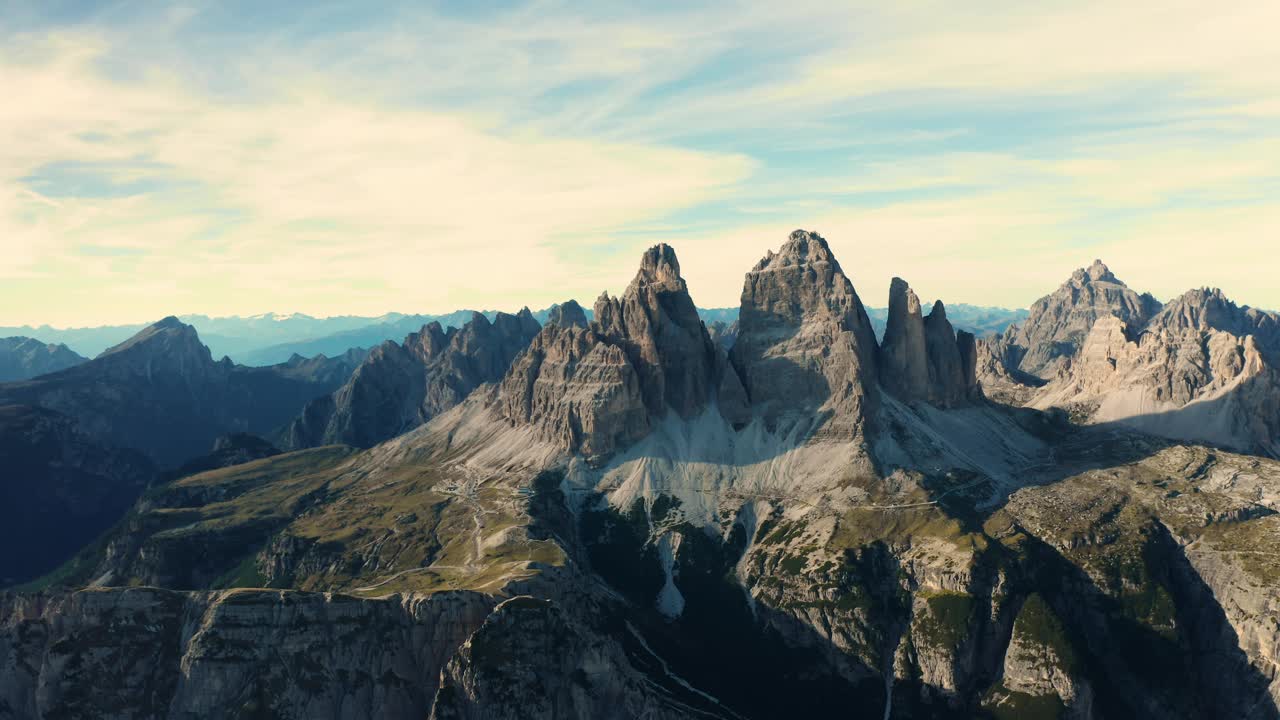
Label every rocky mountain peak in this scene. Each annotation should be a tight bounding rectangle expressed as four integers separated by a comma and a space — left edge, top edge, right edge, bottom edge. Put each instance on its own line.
595, 244, 715, 419
881, 282, 978, 407
730, 231, 878, 437
283, 310, 541, 451
633, 243, 684, 290
405, 321, 452, 360
152, 315, 186, 329
880, 278, 930, 400
501, 244, 747, 462
765, 228, 841, 270
96, 316, 216, 378
545, 300, 588, 329
997, 261, 1162, 380
0, 337, 86, 382
1147, 287, 1280, 359
1080, 259, 1119, 284
513, 306, 542, 337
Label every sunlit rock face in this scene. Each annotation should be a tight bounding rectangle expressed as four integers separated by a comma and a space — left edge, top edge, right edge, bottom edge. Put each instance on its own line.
999, 259, 1163, 381
730, 229, 880, 438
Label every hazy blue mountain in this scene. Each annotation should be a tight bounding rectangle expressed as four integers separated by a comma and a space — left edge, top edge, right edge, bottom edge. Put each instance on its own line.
0, 312, 495, 362
0, 317, 362, 466
236, 310, 494, 365
0, 304, 1028, 371
0, 337, 88, 382
0, 323, 148, 358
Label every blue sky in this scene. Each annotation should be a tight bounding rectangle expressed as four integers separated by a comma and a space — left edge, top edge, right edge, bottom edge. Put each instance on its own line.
3, 0, 1278, 325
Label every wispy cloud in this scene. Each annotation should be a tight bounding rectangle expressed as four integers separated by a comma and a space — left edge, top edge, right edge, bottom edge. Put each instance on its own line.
2, 0, 1279, 325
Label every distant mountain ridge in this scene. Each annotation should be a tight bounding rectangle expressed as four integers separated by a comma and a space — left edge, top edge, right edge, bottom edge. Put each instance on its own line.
282, 310, 542, 450
0, 317, 362, 466
3, 303, 1028, 368
981, 262, 1280, 457
0, 337, 87, 382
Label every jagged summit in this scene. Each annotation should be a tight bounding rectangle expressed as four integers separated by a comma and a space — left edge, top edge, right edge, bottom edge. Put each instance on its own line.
1147, 287, 1280, 353
502, 244, 726, 462
880, 278, 929, 398
505, 233, 995, 460
95, 316, 216, 376
992, 259, 1162, 380
634, 242, 683, 288
754, 229, 843, 272
596, 244, 715, 419
545, 300, 588, 328
1076, 258, 1119, 284
0, 337, 87, 382
284, 308, 541, 450
730, 230, 878, 437
881, 279, 979, 407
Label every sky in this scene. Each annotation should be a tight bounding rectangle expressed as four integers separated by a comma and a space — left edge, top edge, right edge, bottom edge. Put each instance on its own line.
3, 0, 1279, 327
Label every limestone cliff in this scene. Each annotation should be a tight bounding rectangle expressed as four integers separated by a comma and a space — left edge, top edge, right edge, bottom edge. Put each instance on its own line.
283, 310, 541, 449
729, 229, 880, 437
993, 260, 1162, 381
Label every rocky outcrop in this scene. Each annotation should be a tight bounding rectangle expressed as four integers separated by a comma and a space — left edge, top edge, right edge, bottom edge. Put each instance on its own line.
880, 280, 980, 407
430, 596, 691, 720
729, 229, 879, 437
0, 337, 85, 382
1145, 288, 1280, 356
500, 324, 650, 463
996, 260, 1162, 381
501, 247, 737, 461
0, 317, 357, 466
707, 320, 738, 349
283, 310, 542, 449
273, 347, 369, 386
879, 278, 930, 400
544, 300, 589, 329
1033, 288, 1280, 456
594, 245, 717, 419
984, 594, 1093, 718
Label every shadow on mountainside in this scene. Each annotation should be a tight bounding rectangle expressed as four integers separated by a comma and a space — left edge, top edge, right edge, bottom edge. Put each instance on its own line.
568, 488, 889, 718
902, 373, 1280, 523
1084, 372, 1280, 461
1022, 528, 1280, 719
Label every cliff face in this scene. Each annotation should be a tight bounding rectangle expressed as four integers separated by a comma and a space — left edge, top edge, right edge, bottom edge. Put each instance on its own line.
500, 324, 650, 463
880, 280, 981, 408
501, 246, 735, 463
594, 244, 717, 420
995, 260, 1162, 381
730, 230, 880, 438
0, 587, 492, 720
283, 310, 541, 450
1032, 290, 1280, 457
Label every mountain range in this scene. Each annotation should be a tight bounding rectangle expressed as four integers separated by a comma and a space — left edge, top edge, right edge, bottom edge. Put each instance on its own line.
1, 232, 1278, 719
3, 304, 1027, 368
0, 337, 87, 382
